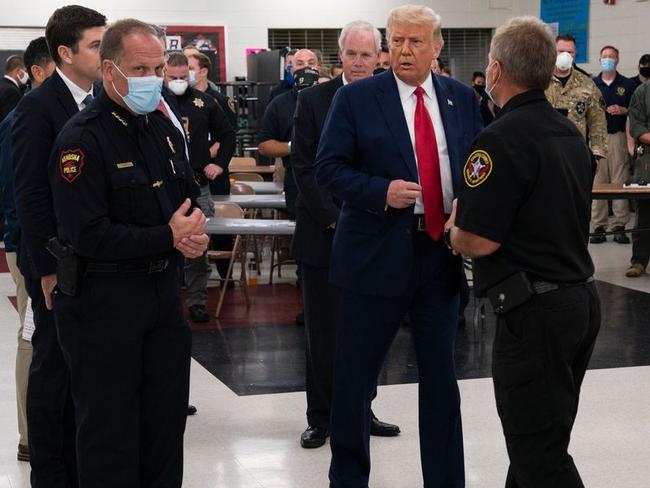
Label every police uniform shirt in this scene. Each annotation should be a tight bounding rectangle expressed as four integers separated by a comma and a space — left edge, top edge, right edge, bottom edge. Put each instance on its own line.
49, 89, 199, 262
456, 90, 595, 285
175, 87, 234, 174
257, 88, 297, 169
593, 72, 637, 134
206, 85, 237, 131
631, 75, 645, 89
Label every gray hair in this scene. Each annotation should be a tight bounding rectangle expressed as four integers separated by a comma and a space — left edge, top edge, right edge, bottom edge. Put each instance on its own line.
386, 5, 443, 45
338, 20, 382, 52
490, 16, 556, 91
150, 24, 166, 43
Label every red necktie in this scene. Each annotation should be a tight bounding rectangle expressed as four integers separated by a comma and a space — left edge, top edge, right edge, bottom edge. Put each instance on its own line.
157, 100, 170, 119
413, 86, 444, 240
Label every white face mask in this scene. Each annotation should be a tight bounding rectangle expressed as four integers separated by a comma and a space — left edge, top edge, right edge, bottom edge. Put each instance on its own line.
18, 70, 29, 85
189, 70, 198, 87
168, 79, 189, 96
555, 52, 574, 71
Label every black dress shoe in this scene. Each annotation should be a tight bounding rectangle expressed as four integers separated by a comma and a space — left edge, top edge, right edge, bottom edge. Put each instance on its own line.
370, 417, 401, 437
187, 404, 197, 416
188, 305, 210, 323
300, 426, 328, 448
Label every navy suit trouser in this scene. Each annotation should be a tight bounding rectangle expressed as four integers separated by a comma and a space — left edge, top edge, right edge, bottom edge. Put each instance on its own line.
329, 233, 465, 488
24, 274, 78, 488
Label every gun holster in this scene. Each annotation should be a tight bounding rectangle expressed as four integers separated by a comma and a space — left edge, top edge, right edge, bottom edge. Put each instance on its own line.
632, 144, 650, 182
46, 237, 85, 296
485, 271, 534, 314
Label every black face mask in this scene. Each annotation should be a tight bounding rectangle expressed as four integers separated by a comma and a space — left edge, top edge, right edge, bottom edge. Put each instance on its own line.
293, 67, 320, 91
473, 85, 486, 96
373, 67, 387, 76
640, 67, 650, 79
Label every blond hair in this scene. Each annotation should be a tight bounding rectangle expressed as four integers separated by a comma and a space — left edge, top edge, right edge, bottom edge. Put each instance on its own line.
490, 16, 556, 90
386, 4, 443, 45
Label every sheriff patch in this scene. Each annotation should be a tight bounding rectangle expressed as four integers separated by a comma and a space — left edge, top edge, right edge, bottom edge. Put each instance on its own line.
59, 148, 85, 183
575, 100, 587, 115
616, 86, 626, 97
464, 150, 493, 188
193, 97, 204, 108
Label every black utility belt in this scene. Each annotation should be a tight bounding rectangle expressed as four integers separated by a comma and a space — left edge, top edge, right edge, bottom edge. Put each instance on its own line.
85, 259, 169, 275
487, 272, 594, 314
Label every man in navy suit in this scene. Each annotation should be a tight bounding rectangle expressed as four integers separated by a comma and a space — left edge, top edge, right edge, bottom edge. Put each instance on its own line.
292, 21, 400, 449
315, 5, 481, 487
12, 6, 106, 487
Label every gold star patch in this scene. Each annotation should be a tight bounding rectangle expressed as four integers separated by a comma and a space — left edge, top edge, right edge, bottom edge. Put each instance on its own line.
464, 150, 493, 188
616, 86, 626, 97
193, 97, 205, 108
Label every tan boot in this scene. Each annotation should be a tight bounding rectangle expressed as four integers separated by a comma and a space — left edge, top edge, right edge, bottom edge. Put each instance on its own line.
625, 263, 645, 277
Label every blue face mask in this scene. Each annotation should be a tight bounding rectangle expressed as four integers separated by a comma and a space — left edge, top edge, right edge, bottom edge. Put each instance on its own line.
600, 57, 616, 73
111, 62, 163, 115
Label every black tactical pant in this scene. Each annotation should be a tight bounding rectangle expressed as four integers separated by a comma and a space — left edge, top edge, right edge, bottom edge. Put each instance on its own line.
493, 282, 600, 488
24, 274, 77, 488
54, 264, 191, 488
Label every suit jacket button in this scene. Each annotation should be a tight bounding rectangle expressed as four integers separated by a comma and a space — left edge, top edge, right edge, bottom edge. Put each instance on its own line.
406, 228, 411, 235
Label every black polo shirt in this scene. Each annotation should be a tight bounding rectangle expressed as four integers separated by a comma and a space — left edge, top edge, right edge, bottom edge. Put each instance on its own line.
257, 89, 298, 214
593, 72, 637, 133
456, 90, 594, 293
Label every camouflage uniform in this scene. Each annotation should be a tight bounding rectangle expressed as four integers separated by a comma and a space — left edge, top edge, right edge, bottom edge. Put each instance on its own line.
545, 68, 608, 159
628, 81, 650, 273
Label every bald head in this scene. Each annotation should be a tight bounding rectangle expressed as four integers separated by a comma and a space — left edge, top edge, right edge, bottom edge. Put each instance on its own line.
292, 49, 319, 74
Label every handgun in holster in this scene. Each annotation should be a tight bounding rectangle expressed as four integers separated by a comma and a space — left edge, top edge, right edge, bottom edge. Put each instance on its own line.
632, 142, 650, 182
46, 237, 84, 296
485, 271, 534, 314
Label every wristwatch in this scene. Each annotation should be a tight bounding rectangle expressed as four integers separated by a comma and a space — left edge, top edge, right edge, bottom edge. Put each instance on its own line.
443, 227, 453, 250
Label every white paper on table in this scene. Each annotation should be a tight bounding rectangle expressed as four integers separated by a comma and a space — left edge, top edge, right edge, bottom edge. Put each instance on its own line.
22, 297, 34, 342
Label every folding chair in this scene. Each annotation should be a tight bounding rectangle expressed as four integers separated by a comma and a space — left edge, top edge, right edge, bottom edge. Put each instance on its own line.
230, 172, 264, 182
206, 202, 251, 318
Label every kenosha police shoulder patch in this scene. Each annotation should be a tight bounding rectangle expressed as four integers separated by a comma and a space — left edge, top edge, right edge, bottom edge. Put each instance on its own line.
463, 149, 493, 188
59, 148, 85, 183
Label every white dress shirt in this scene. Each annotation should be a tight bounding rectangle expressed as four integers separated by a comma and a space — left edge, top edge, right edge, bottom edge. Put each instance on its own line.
56, 67, 93, 110
161, 97, 190, 160
394, 72, 453, 214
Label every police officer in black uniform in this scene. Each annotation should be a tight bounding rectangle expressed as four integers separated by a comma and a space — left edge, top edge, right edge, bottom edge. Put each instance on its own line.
48, 20, 207, 488
445, 17, 600, 488
165, 51, 236, 322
